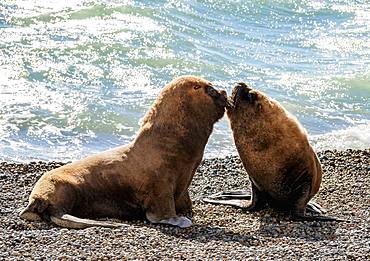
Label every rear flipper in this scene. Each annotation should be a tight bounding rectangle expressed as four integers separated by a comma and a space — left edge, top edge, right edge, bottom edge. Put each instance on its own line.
20, 199, 125, 229
19, 208, 43, 221
203, 183, 268, 211
290, 185, 345, 222
202, 198, 251, 208
306, 200, 327, 214
204, 189, 327, 214
19, 198, 49, 221
50, 214, 124, 229
291, 212, 346, 222
201, 188, 251, 209
206, 189, 252, 200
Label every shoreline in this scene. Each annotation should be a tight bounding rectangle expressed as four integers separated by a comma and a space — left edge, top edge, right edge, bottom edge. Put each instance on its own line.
0, 148, 369, 260
1, 147, 369, 164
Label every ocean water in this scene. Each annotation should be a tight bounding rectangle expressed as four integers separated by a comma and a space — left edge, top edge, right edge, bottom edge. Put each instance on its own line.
0, 0, 369, 162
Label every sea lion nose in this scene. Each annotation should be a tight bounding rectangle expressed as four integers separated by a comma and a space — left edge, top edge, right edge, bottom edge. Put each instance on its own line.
220, 90, 227, 96
217, 90, 228, 101
218, 90, 234, 108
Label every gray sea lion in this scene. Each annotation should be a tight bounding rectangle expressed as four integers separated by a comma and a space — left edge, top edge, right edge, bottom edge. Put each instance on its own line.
204, 82, 342, 221
20, 75, 231, 228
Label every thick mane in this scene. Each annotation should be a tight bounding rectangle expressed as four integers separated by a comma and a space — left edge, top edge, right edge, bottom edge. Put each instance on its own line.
139, 85, 186, 132
140, 79, 218, 137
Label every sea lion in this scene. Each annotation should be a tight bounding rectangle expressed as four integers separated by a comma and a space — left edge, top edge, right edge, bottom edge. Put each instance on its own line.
20, 75, 231, 228
204, 82, 342, 221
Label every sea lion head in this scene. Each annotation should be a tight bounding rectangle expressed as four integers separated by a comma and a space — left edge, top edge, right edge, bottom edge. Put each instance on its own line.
169, 75, 230, 121
227, 82, 275, 122
142, 76, 231, 129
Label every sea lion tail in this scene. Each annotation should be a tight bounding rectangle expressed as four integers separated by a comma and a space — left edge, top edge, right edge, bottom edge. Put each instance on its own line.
50, 214, 125, 229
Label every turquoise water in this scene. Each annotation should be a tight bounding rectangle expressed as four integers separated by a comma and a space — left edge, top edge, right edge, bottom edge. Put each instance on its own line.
0, 0, 369, 162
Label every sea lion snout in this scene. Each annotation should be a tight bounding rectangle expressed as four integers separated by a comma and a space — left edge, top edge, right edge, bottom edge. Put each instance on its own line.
216, 89, 226, 102
218, 90, 235, 108
208, 87, 233, 108
219, 89, 227, 97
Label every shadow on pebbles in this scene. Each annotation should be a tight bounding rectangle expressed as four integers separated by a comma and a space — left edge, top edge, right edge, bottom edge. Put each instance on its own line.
0, 149, 369, 260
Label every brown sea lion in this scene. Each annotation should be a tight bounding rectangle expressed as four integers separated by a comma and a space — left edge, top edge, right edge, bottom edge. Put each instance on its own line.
204, 82, 342, 221
19, 75, 231, 228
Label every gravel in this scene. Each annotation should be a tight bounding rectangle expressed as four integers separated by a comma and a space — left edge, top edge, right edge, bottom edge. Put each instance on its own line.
0, 149, 369, 260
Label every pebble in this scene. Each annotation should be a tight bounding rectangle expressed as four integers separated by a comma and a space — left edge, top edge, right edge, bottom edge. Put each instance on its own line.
0, 149, 369, 260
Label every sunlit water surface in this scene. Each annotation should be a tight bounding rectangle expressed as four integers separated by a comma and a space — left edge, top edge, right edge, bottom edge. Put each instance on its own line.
0, 0, 369, 162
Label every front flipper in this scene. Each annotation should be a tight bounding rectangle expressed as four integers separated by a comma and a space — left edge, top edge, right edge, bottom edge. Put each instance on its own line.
145, 187, 192, 228
158, 216, 192, 228
290, 186, 345, 222
175, 191, 193, 217
146, 212, 192, 228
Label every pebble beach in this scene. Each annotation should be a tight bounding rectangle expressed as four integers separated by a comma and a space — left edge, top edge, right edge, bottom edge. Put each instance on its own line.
0, 149, 369, 260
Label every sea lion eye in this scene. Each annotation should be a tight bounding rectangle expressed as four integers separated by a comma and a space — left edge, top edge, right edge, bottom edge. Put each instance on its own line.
246, 92, 257, 103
